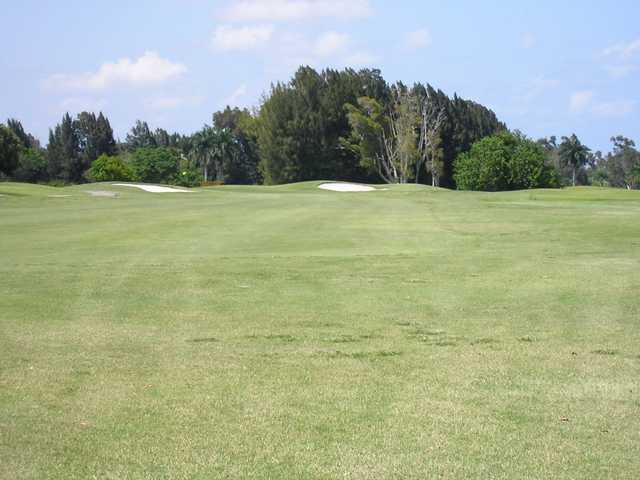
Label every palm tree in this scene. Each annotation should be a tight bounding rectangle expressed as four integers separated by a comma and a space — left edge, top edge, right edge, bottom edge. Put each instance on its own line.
190, 126, 237, 183
558, 134, 590, 187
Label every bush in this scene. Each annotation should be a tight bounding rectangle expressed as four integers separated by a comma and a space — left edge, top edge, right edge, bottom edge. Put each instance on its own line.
14, 148, 48, 182
88, 154, 133, 182
454, 132, 558, 191
129, 147, 180, 184
170, 166, 202, 188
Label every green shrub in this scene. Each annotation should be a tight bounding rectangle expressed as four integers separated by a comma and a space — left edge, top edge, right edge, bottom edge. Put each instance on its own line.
88, 154, 133, 182
129, 147, 179, 184
14, 148, 48, 182
454, 132, 558, 191
169, 156, 202, 187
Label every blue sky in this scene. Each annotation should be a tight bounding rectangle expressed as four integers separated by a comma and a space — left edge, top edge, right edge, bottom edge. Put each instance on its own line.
1, 0, 639, 152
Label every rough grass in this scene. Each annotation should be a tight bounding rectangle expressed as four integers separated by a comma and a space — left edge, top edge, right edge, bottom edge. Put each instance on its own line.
1, 181, 639, 479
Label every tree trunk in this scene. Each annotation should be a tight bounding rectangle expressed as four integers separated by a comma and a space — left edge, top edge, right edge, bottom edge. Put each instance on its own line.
572, 166, 576, 187
204, 164, 208, 183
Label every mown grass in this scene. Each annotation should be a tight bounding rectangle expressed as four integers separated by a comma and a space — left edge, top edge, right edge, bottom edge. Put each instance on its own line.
1, 181, 639, 479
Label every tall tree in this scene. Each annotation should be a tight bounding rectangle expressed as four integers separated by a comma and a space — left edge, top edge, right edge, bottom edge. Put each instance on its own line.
213, 107, 261, 184
558, 134, 590, 187
190, 126, 238, 183
342, 97, 388, 181
383, 84, 420, 183
6, 118, 39, 149
604, 136, 640, 189
46, 113, 81, 182
95, 113, 117, 156
0, 124, 22, 176
190, 126, 215, 182
125, 120, 157, 151
414, 86, 446, 186
258, 66, 389, 184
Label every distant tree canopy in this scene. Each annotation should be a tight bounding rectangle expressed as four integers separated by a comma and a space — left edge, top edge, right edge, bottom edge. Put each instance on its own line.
45, 112, 117, 182
454, 131, 558, 191
257, 66, 504, 185
588, 136, 640, 189
3, 65, 639, 192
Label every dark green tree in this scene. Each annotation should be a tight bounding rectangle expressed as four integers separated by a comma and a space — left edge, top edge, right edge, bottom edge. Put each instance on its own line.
76, 112, 101, 172
601, 136, 640, 189
213, 107, 261, 184
0, 124, 22, 176
6, 118, 39, 149
45, 113, 82, 182
14, 148, 47, 182
258, 66, 390, 184
125, 120, 157, 151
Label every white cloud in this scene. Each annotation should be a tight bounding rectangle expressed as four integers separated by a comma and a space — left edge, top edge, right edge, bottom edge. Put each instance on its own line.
569, 90, 594, 113
602, 38, 640, 60
221, 0, 372, 22
404, 29, 432, 50
212, 25, 274, 51
44, 52, 187, 91
314, 31, 350, 57
600, 38, 640, 79
145, 96, 204, 111
521, 33, 536, 49
212, 25, 376, 72
223, 84, 248, 105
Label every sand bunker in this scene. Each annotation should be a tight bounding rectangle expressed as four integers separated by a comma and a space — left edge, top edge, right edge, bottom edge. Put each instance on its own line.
86, 190, 119, 198
112, 183, 192, 193
48, 195, 72, 198
318, 183, 376, 192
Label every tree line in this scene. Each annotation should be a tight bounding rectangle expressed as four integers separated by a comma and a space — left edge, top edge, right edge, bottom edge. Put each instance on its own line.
1, 65, 639, 191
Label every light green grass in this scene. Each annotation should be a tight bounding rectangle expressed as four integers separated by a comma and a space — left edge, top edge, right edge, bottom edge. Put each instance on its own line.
1, 181, 639, 479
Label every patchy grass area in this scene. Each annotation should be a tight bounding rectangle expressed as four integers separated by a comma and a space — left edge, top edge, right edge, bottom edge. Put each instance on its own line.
1, 181, 639, 479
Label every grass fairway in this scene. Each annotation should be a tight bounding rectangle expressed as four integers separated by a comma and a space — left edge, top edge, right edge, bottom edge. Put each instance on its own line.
1, 181, 639, 479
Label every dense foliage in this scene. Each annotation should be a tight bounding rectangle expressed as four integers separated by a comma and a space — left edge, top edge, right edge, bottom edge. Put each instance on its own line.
257, 67, 504, 186
128, 147, 181, 184
87, 154, 133, 182
0, 125, 22, 176
2, 65, 638, 191
13, 148, 47, 182
589, 136, 640, 189
454, 132, 558, 191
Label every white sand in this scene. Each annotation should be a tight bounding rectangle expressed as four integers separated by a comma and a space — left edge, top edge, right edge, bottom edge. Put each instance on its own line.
318, 182, 376, 192
113, 183, 192, 193
86, 190, 119, 197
